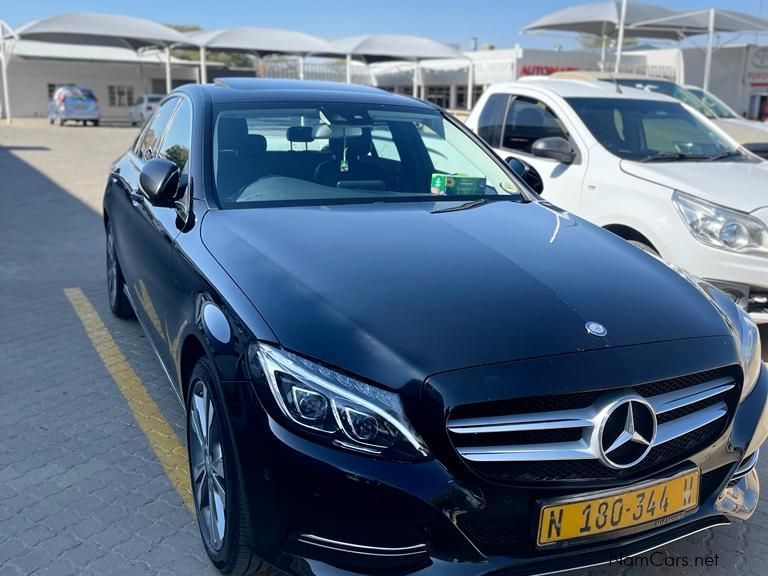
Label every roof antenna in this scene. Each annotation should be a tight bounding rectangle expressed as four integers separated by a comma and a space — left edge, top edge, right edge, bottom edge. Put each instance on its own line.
608, 72, 623, 94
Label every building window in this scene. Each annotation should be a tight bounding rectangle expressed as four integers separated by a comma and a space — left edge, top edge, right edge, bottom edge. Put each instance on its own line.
108, 85, 134, 107
425, 86, 451, 109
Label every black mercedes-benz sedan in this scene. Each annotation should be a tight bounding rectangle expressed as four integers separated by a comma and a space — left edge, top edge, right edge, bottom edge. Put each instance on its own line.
104, 78, 767, 576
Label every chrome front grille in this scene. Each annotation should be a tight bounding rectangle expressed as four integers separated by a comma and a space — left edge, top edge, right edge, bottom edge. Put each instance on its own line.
447, 367, 740, 482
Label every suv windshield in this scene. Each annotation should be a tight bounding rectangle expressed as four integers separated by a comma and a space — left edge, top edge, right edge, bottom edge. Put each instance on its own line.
613, 79, 716, 119
686, 87, 738, 119
212, 102, 522, 207
567, 98, 742, 162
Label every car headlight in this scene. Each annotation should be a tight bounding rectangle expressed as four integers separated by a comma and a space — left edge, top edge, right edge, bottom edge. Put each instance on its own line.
248, 342, 428, 460
736, 306, 763, 400
673, 191, 768, 255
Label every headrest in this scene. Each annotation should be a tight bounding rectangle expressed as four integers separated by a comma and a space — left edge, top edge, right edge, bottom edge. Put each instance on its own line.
347, 129, 372, 158
286, 126, 314, 143
218, 117, 248, 151
246, 134, 267, 155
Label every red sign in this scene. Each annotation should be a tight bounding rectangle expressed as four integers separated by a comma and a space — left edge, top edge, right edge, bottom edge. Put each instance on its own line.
519, 65, 579, 77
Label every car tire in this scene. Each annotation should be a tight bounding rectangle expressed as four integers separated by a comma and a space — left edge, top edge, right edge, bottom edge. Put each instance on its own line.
628, 239, 659, 256
94, 120, 100, 127
58, 118, 64, 127
187, 358, 267, 575
106, 222, 133, 319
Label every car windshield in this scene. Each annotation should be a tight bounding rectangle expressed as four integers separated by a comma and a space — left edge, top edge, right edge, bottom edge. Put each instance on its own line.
212, 102, 523, 207
613, 79, 716, 119
686, 87, 738, 119
567, 97, 742, 162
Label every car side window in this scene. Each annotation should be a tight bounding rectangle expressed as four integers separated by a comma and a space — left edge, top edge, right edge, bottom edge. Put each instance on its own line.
502, 96, 568, 153
158, 99, 192, 171
477, 93, 509, 148
137, 99, 178, 161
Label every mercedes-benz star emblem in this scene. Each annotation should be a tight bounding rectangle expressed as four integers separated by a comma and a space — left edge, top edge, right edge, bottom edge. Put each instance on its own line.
599, 399, 656, 469
585, 321, 607, 337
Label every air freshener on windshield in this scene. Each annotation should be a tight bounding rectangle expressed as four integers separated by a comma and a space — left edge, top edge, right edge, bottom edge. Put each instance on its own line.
340, 146, 349, 172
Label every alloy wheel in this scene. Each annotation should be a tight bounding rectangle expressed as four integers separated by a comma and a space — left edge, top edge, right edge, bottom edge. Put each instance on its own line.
189, 378, 227, 551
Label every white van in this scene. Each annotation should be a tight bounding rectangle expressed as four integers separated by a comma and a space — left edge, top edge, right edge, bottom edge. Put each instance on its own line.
466, 78, 768, 322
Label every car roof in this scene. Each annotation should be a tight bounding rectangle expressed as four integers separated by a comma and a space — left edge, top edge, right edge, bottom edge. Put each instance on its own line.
489, 77, 676, 102
179, 78, 437, 110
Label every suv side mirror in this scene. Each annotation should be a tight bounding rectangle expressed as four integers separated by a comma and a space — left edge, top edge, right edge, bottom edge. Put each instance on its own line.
531, 136, 575, 164
505, 156, 544, 194
139, 158, 180, 207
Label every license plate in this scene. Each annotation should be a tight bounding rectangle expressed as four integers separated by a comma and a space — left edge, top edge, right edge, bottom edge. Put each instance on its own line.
537, 469, 700, 547
75, 103, 85, 109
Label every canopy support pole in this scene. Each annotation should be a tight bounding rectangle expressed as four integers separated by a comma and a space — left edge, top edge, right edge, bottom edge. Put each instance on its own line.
299, 54, 305, 80
165, 46, 172, 94
467, 60, 475, 111
199, 46, 207, 84
412, 62, 419, 98
703, 8, 715, 91
0, 36, 10, 124
600, 36, 607, 71
614, 0, 627, 73
346, 54, 352, 83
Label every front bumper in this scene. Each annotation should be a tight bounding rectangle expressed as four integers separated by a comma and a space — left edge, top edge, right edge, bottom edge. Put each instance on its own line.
661, 234, 768, 323
222, 356, 768, 576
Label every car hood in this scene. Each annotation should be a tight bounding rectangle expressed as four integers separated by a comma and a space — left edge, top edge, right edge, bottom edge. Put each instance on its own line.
620, 160, 768, 213
201, 200, 729, 391
714, 118, 768, 144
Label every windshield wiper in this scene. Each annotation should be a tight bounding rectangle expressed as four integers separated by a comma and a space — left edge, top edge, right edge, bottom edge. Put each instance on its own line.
431, 198, 495, 214
707, 150, 743, 161
639, 152, 709, 163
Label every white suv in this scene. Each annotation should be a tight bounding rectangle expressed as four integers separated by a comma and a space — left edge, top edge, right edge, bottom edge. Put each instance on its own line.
466, 78, 768, 322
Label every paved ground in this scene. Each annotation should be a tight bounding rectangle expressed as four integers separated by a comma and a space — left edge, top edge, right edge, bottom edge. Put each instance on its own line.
1, 118, 767, 576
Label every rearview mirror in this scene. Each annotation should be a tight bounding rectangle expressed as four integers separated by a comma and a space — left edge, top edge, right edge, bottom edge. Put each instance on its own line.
139, 158, 180, 207
532, 137, 575, 164
506, 156, 544, 194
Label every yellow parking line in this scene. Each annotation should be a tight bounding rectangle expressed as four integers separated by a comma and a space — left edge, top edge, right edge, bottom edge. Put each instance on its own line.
64, 288, 194, 513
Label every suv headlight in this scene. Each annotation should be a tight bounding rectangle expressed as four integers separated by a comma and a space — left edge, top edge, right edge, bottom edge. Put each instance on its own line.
248, 342, 428, 460
673, 191, 768, 255
736, 306, 763, 400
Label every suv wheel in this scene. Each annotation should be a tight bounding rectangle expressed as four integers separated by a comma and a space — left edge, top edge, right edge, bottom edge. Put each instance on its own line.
187, 358, 265, 575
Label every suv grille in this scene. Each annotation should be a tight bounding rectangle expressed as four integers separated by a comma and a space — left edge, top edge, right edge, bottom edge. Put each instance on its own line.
447, 367, 740, 483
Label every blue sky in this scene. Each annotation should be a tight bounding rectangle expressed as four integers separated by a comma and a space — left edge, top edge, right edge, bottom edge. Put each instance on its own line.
2, 0, 767, 51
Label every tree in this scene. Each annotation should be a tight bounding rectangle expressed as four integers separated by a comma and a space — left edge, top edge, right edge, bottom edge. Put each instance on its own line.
577, 34, 637, 50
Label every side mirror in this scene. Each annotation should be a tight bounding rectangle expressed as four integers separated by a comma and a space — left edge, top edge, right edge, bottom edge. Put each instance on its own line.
505, 156, 544, 194
139, 158, 180, 207
531, 136, 575, 164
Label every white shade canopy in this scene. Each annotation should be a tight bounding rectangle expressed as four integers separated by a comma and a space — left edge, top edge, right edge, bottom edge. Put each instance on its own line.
14, 12, 190, 49
328, 34, 464, 62
187, 27, 335, 55
629, 8, 768, 90
522, 2, 705, 39
3, 13, 191, 121
629, 8, 768, 35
